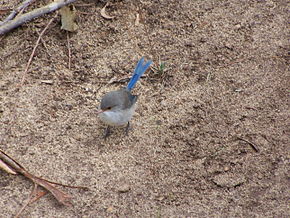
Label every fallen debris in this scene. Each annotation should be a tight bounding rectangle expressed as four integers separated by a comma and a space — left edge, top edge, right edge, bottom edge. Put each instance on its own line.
237, 136, 260, 153
60, 5, 78, 32
100, 3, 115, 20
0, 149, 88, 216
0, 0, 77, 34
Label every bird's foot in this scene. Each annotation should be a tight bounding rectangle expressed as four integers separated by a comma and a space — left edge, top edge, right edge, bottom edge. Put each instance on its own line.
125, 122, 131, 136
103, 126, 111, 139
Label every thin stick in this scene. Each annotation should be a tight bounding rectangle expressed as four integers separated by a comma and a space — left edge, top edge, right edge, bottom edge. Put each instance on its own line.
29, 189, 47, 204
0, 149, 72, 206
23, 171, 73, 206
0, 0, 35, 25
0, 149, 88, 206
0, 0, 77, 34
14, 183, 38, 218
20, 13, 57, 86
75, 3, 95, 7
38, 177, 88, 190
237, 137, 260, 152
67, 32, 71, 70
36, 30, 48, 51
15, 186, 47, 217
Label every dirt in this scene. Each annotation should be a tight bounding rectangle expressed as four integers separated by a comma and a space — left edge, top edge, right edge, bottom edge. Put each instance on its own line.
0, 0, 289, 217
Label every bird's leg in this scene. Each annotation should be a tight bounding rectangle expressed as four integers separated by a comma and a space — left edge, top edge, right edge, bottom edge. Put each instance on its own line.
125, 122, 130, 136
104, 126, 111, 139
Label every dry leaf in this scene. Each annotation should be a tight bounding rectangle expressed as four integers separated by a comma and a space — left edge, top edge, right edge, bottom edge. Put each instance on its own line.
60, 5, 78, 32
100, 3, 115, 19
0, 159, 17, 174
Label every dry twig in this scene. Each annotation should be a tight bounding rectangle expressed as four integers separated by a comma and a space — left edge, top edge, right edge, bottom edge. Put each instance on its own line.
0, 0, 35, 25
36, 29, 50, 56
0, 0, 77, 34
237, 136, 260, 152
100, 3, 115, 20
20, 13, 57, 86
14, 184, 39, 218
67, 32, 72, 69
0, 149, 88, 216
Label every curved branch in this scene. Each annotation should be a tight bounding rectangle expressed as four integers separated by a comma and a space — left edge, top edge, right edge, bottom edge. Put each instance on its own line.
0, 0, 77, 35
0, 0, 35, 25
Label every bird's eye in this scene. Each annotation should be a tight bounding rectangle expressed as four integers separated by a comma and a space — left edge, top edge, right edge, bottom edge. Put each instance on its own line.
107, 107, 112, 110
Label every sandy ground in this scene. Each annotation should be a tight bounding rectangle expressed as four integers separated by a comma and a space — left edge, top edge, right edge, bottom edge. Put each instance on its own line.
0, 0, 289, 217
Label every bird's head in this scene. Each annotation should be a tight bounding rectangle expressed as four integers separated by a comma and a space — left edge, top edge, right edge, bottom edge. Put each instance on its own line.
96, 89, 127, 114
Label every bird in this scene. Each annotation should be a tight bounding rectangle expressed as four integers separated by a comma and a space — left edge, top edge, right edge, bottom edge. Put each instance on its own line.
97, 57, 152, 138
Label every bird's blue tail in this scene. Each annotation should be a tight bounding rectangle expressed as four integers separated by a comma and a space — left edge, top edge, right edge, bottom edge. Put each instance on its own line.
127, 57, 152, 91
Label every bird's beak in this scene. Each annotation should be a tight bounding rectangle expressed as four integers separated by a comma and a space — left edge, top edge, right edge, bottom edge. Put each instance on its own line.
96, 109, 104, 114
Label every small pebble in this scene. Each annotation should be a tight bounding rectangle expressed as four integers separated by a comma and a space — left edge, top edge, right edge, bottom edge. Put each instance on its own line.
118, 184, 130, 193
106, 206, 114, 213
224, 166, 230, 172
